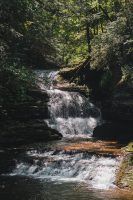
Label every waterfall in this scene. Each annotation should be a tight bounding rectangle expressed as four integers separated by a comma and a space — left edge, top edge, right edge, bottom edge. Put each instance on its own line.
35, 70, 101, 138
6, 70, 121, 191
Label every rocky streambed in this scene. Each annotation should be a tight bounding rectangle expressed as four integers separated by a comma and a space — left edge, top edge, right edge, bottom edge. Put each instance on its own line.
0, 69, 132, 200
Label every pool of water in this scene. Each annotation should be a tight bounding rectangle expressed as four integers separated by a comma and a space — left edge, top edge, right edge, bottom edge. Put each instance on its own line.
0, 176, 132, 200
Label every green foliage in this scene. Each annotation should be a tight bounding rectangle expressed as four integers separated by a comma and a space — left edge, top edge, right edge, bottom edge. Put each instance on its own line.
0, 0, 58, 106
91, 17, 126, 69
90, 0, 133, 87
0, 0, 58, 66
48, 0, 129, 66
0, 0, 132, 105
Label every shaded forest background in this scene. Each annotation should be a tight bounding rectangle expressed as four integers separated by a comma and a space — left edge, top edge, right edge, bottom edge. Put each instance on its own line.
0, 0, 132, 106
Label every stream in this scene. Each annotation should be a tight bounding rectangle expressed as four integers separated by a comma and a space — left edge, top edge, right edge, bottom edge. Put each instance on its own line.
0, 70, 132, 200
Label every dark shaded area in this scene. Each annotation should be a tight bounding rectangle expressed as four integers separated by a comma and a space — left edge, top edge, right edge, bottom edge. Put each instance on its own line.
0, 176, 127, 200
93, 121, 133, 142
0, 121, 62, 147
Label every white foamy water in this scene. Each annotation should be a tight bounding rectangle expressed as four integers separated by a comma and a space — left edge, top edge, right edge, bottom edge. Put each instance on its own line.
46, 89, 100, 138
46, 117, 97, 138
10, 149, 121, 190
35, 70, 58, 90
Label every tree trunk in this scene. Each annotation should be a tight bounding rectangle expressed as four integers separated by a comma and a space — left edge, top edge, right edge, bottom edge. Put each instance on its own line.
86, 22, 91, 54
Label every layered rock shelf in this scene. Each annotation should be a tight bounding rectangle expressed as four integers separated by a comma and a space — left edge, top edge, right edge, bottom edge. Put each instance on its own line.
59, 140, 124, 156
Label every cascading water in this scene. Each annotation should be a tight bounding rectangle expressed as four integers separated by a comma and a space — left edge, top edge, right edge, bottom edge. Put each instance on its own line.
6, 70, 121, 191
35, 70, 101, 138
10, 149, 121, 190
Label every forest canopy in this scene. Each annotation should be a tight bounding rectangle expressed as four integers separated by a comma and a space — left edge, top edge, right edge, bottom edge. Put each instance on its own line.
0, 0, 132, 105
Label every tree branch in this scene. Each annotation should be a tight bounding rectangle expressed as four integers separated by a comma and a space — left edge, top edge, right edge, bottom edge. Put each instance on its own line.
99, 5, 112, 21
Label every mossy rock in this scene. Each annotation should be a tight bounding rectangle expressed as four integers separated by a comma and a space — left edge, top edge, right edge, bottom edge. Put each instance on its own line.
116, 153, 133, 189
127, 142, 133, 152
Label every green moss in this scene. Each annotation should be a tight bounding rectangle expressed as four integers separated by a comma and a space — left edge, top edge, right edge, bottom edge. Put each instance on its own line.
127, 142, 133, 152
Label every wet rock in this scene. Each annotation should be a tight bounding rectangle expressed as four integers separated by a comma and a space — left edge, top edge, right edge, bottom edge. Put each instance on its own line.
54, 84, 89, 97
61, 140, 123, 156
